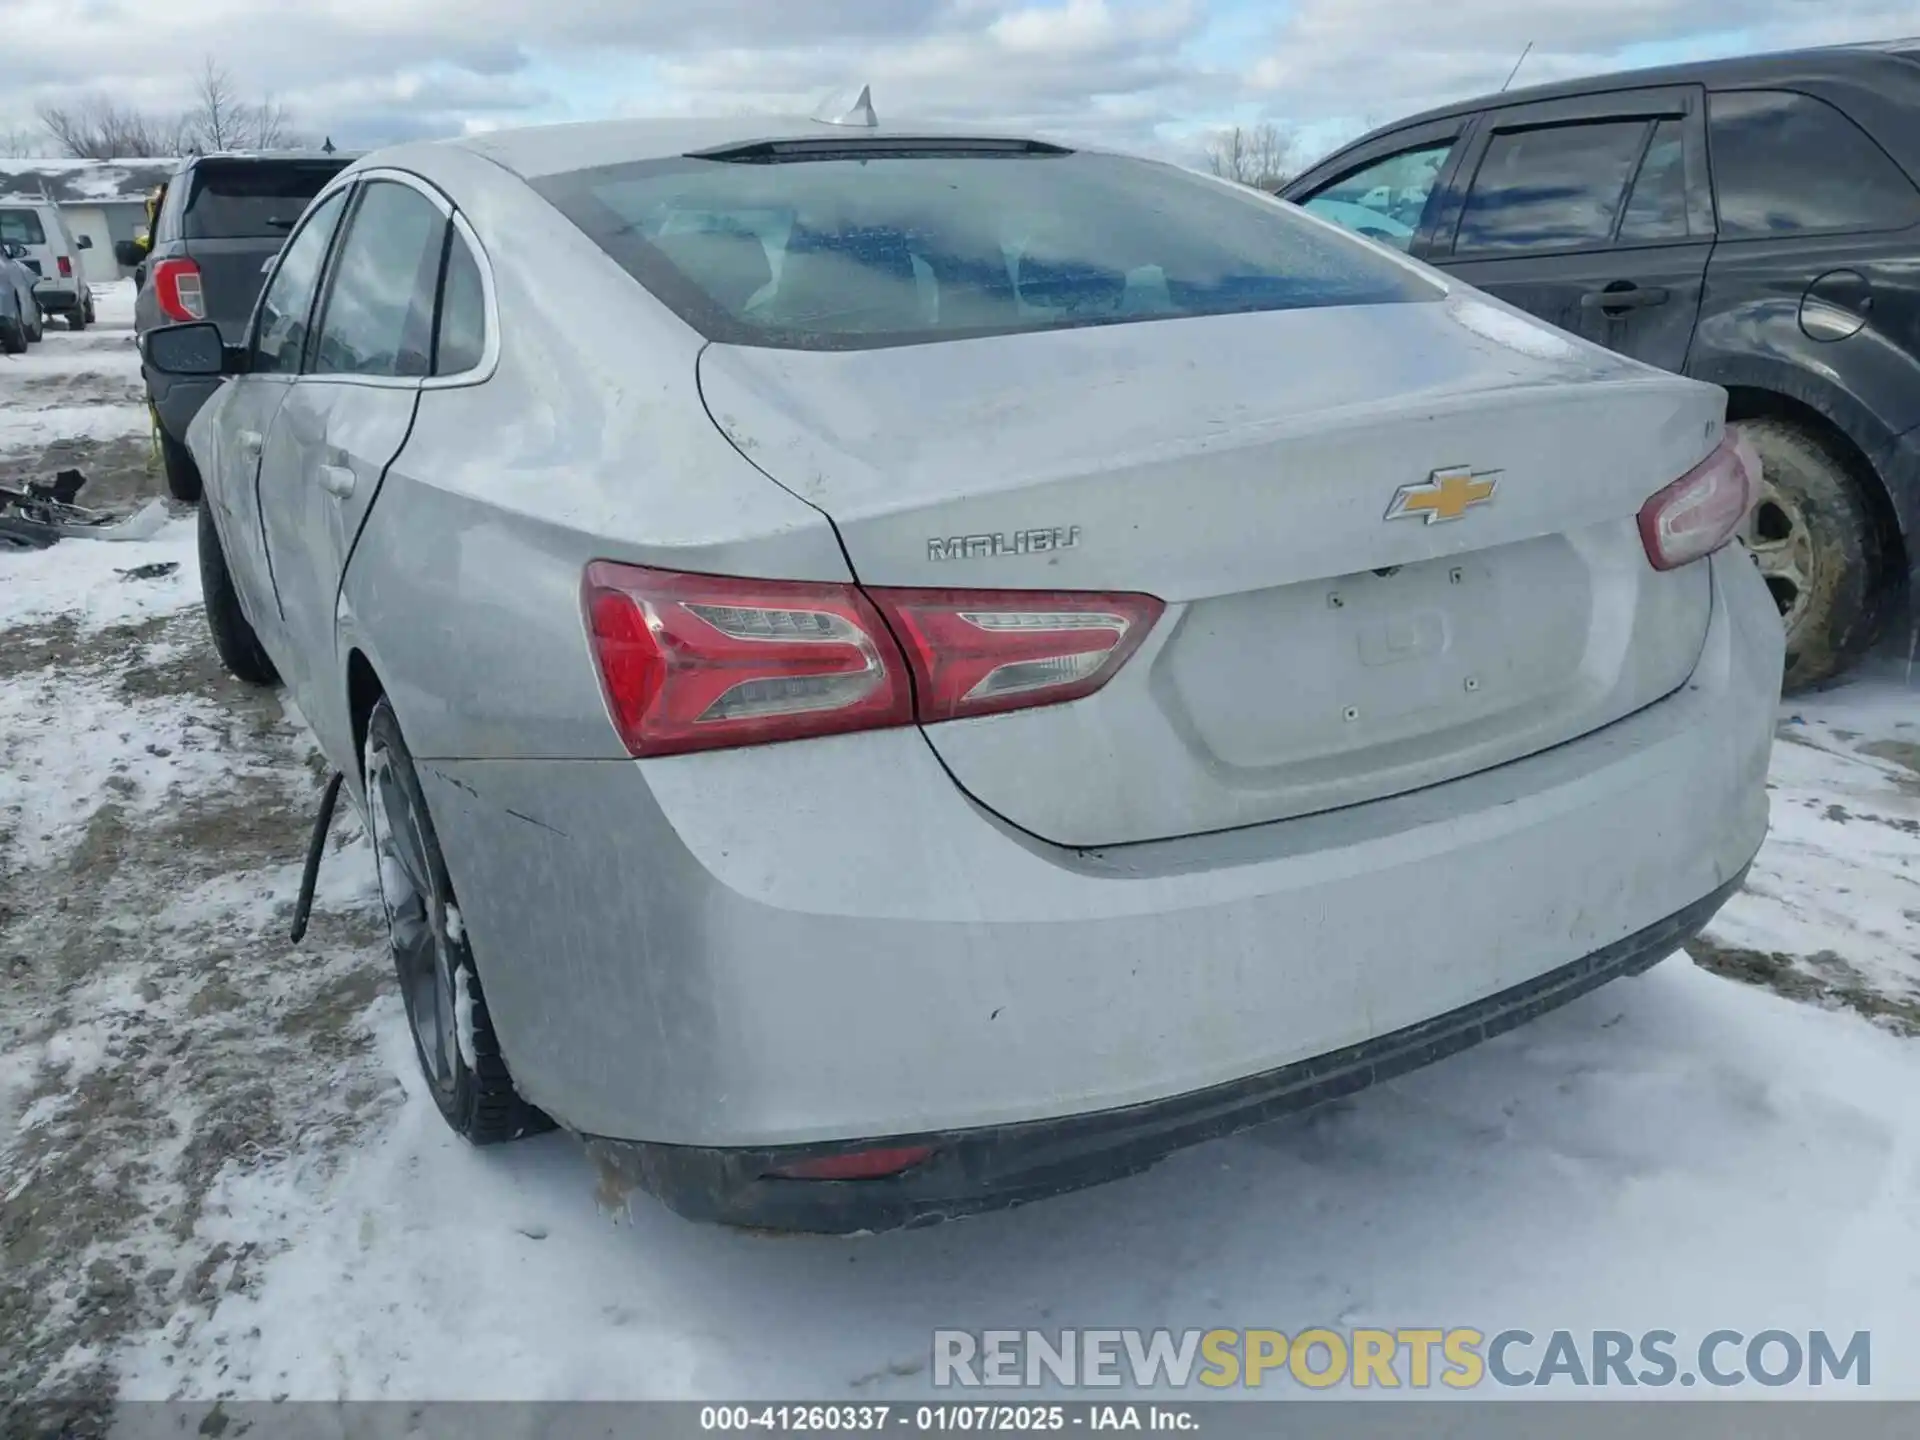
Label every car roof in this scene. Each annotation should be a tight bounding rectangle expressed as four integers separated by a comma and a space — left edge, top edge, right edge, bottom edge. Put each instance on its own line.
179, 150, 363, 170
447, 115, 1066, 180
1382, 37, 1920, 129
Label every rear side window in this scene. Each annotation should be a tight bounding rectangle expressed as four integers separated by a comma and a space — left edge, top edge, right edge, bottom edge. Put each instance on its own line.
184, 160, 347, 241
532, 147, 1440, 351
1617, 119, 1690, 241
1708, 90, 1920, 237
311, 181, 447, 378
433, 233, 487, 374
1300, 141, 1455, 252
0, 210, 47, 246
1457, 121, 1648, 253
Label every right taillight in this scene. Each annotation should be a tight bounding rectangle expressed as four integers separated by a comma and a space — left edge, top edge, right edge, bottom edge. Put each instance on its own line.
583, 563, 1163, 757
1637, 431, 1761, 571
866, 587, 1163, 723
151, 257, 206, 323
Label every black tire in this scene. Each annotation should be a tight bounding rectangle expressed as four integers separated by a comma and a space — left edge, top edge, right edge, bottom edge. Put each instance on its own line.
196, 501, 279, 685
25, 312, 41, 343
0, 317, 23, 356
1739, 418, 1884, 692
365, 698, 551, 1145
67, 305, 88, 332
160, 427, 203, 503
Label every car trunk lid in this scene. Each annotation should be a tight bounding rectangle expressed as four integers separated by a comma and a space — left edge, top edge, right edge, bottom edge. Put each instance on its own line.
699, 294, 1724, 847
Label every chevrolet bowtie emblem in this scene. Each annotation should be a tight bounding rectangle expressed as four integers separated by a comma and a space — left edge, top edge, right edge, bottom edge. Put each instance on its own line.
1385, 466, 1502, 524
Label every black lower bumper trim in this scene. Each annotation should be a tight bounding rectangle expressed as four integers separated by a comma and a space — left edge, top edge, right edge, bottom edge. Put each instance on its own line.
588, 867, 1748, 1234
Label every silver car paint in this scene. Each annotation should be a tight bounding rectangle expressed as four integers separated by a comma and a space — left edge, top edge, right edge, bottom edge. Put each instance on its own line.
699, 299, 1725, 845
181, 118, 1783, 1148
415, 548, 1777, 1144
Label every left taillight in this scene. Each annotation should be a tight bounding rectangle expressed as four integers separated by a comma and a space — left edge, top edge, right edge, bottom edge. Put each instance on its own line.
151, 257, 206, 322
56, 254, 73, 278
1637, 431, 1761, 571
583, 563, 1163, 756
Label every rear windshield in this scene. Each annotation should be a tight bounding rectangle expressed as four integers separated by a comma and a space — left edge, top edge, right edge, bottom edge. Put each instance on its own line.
0, 209, 47, 246
184, 160, 349, 240
532, 146, 1440, 350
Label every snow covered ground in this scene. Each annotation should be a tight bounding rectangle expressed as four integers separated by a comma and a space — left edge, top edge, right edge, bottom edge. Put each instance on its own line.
5, 283, 1920, 1408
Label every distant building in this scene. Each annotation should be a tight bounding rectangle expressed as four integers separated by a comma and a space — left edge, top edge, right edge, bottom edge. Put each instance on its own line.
0, 158, 178, 285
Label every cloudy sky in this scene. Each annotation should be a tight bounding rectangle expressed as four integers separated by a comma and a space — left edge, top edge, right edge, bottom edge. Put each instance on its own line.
1, 0, 1914, 167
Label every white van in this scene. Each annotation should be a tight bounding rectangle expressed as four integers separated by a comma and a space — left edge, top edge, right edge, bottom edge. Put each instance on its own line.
0, 200, 97, 330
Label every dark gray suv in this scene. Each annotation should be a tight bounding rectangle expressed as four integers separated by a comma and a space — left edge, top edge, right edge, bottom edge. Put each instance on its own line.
1284, 39, 1920, 689
133, 151, 356, 502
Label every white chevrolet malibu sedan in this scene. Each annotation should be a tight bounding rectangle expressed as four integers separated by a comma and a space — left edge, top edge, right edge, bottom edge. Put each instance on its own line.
138, 103, 1782, 1232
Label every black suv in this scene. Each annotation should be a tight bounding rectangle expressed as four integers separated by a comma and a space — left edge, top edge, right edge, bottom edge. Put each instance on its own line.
129, 151, 356, 503
1283, 39, 1920, 689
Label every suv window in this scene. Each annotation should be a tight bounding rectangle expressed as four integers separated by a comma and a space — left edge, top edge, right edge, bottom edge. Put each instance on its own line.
0, 209, 47, 246
1457, 120, 1649, 253
251, 188, 350, 376
534, 148, 1441, 351
1299, 141, 1454, 252
1617, 118, 1690, 241
184, 159, 348, 241
311, 181, 447, 378
434, 232, 487, 375
1708, 90, 1920, 237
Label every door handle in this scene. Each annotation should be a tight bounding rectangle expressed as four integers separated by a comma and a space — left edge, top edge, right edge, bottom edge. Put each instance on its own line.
316, 464, 356, 499
1580, 284, 1670, 312
237, 429, 263, 458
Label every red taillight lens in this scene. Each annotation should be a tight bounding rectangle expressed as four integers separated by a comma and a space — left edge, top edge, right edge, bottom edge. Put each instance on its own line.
56, 255, 73, 278
151, 258, 206, 322
868, 587, 1164, 723
584, 562, 912, 757
583, 564, 1165, 756
769, 1145, 936, 1181
1637, 432, 1761, 572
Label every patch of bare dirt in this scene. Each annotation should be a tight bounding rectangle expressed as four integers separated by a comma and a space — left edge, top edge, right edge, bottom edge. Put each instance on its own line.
0, 607, 392, 1409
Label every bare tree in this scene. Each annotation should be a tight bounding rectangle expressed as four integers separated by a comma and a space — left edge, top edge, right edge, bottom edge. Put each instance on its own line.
184, 59, 307, 151
250, 94, 303, 150
1205, 122, 1302, 192
0, 126, 49, 158
38, 97, 192, 158
187, 58, 246, 151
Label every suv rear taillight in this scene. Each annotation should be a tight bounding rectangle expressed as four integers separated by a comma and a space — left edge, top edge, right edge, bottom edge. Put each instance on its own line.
151, 257, 206, 322
583, 563, 1164, 757
56, 255, 72, 278
1637, 432, 1761, 572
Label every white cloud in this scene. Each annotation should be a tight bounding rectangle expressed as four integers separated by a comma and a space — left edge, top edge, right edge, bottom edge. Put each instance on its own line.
1245, 0, 1919, 125
0, 0, 1911, 162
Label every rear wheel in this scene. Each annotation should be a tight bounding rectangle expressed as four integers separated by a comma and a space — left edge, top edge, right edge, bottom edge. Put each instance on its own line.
1736, 418, 1883, 691
159, 427, 203, 503
0, 317, 23, 355
66, 304, 88, 332
364, 698, 551, 1145
196, 501, 278, 685
25, 311, 41, 343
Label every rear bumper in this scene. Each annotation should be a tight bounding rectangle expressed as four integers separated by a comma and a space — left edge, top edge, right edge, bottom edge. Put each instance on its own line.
418, 549, 1781, 1157
591, 867, 1746, 1233
31, 281, 78, 312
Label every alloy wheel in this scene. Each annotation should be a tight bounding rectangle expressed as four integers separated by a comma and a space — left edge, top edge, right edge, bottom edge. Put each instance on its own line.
1740, 476, 1817, 636
367, 745, 459, 1093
